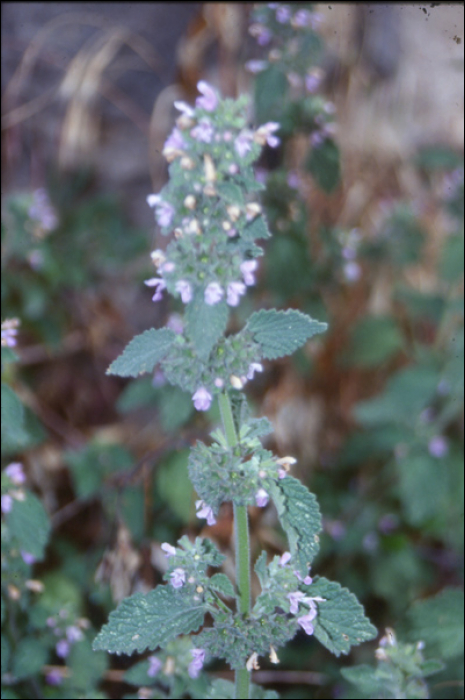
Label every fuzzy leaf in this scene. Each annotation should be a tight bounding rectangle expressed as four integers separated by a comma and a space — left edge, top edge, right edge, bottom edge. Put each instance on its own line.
406, 588, 464, 659
307, 577, 377, 656
1, 382, 27, 452
242, 215, 271, 242
7, 491, 50, 560
206, 681, 279, 700
247, 309, 327, 360
269, 477, 322, 576
254, 550, 269, 589
216, 182, 244, 205
185, 293, 229, 361
107, 329, 175, 377
210, 573, 235, 598
93, 586, 206, 655
305, 138, 341, 193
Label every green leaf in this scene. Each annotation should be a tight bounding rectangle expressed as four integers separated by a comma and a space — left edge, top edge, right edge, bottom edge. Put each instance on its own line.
68, 639, 108, 692
210, 573, 235, 598
242, 215, 271, 242
440, 234, 464, 283
345, 316, 404, 368
185, 293, 228, 361
1, 383, 26, 452
93, 585, 206, 655
305, 139, 341, 193
340, 664, 383, 696
205, 679, 279, 699
1, 634, 10, 675
107, 328, 175, 377
216, 182, 244, 205
156, 450, 192, 524
308, 577, 377, 656
406, 588, 464, 659
254, 551, 269, 589
7, 491, 50, 559
397, 451, 449, 526
269, 476, 322, 576
247, 309, 327, 360
12, 637, 48, 679
254, 65, 289, 124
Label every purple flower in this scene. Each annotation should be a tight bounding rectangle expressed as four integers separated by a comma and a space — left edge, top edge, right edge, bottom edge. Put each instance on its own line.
1, 319, 19, 348
147, 195, 175, 228
188, 648, 206, 678
245, 60, 268, 74
167, 313, 184, 334
292, 9, 312, 27
294, 569, 313, 586
174, 100, 195, 117
214, 377, 224, 388
196, 81, 218, 112
205, 282, 224, 305
45, 669, 63, 686
161, 542, 177, 557
287, 590, 308, 614
163, 128, 187, 159
255, 122, 280, 148
227, 281, 246, 306
249, 23, 273, 46
196, 499, 217, 526
66, 625, 84, 642
240, 259, 258, 286
5, 462, 26, 485
192, 387, 213, 412
428, 436, 449, 459
144, 277, 166, 302
305, 69, 323, 93
235, 130, 254, 158
343, 261, 361, 282
148, 655, 163, 678
247, 363, 263, 380
276, 5, 291, 23
56, 639, 70, 658
280, 551, 292, 567
297, 609, 317, 635
1, 494, 13, 514
170, 568, 186, 589
21, 551, 36, 565
191, 118, 214, 143
255, 488, 269, 508
175, 280, 193, 303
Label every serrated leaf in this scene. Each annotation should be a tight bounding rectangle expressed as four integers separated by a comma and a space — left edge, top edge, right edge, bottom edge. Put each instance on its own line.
247, 309, 327, 360
307, 577, 377, 656
242, 216, 271, 242
7, 491, 50, 559
93, 585, 206, 655
340, 664, 382, 695
269, 477, 322, 575
107, 328, 175, 377
210, 573, 235, 598
68, 639, 108, 692
406, 588, 464, 659
185, 293, 228, 361
254, 550, 269, 588
216, 182, 244, 205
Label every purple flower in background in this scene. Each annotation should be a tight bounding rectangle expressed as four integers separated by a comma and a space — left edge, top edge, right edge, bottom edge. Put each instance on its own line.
305, 69, 323, 93
245, 60, 268, 74
276, 5, 291, 23
196, 499, 217, 526
1, 318, 19, 348
214, 377, 224, 388
293, 9, 312, 27
174, 100, 195, 117
21, 551, 36, 565
240, 259, 258, 286
191, 118, 214, 143
45, 669, 63, 686
161, 542, 177, 557
255, 488, 269, 508
227, 281, 246, 306
144, 277, 166, 302
205, 282, 224, 305
196, 81, 218, 112
56, 639, 70, 658
343, 261, 361, 282
247, 363, 263, 380
428, 435, 449, 459
170, 568, 186, 589
66, 625, 84, 643
5, 462, 26, 485
256, 122, 280, 148
192, 387, 212, 412
1, 494, 13, 514
167, 313, 184, 334
148, 655, 163, 678
188, 648, 206, 678
147, 195, 175, 228
163, 128, 187, 157
235, 130, 254, 158
175, 280, 193, 303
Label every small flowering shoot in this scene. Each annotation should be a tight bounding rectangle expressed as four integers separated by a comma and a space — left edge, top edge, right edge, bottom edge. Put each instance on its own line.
94, 80, 376, 699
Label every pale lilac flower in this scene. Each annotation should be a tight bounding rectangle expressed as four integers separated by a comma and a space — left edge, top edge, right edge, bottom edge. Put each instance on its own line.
293, 9, 312, 27
56, 639, 70, 658
287, 590, 308, 614
1, 318, 20, 347
343, 261, 361, 282
276, 5, 291, 23
245, 60, 268, 74
227, 281, 246, 306
66, 625, 84, 642
428, 435, 449, 459
310, 131, 325, 147
310, 12, 324, 29
228, 163, 239, 175
297, 609, 317, 635
5, 463, 26, 485
147, 655, 163, 678
255, 488, 269, 508
163, 128, 187, 158
342, 246, 357, 260
29, 189, 58, 231
294, 569, 313, 586
214, 377, 224, 388
161, 261, 175, 274
287, 72, 302, 89
144, 277, 166, 302
174, 101, 195, 117
196, 499, 217, 526
161, 542, 177, 557
249, 23, 272, 46
175, 280, 193, 303
1, 494, 13, 514
192, 387, 213, 412
21, 551, 36, 565
305, 69, 323, 93
247, 363, 263, 380
287, 172, 300, 189
147, 195, 175, 228
240, 259, 258, 286
280, 552, 292, 567
45, 669, 63, 686
196, 81, 218, 112
205, 282, 224, 305
235, 130, 254, 158
170, 568, 186, 589
256, 122, 280, 148
188, 648, 206, 678
278, 468, 287, 479
167, 313, 184, 334
191, 118, 214, 143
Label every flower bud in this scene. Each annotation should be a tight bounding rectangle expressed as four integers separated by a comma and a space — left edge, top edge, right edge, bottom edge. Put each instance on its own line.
203, 184, 217, 196
180, 156, 195, 170
204, 154, 216, 182
245, 202, 262, 220
227, 204, 241, 221
230, 375, 244, 390
184, 195, 196, 210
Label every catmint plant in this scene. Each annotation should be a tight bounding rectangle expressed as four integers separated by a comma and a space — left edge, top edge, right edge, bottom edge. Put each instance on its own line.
93, 80, 376, 700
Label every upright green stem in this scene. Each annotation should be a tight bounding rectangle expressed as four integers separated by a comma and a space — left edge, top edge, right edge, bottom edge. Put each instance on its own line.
218, 392, 251, 700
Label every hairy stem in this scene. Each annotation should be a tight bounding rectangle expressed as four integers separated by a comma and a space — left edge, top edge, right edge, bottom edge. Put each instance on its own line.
218, 392, 251, 700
